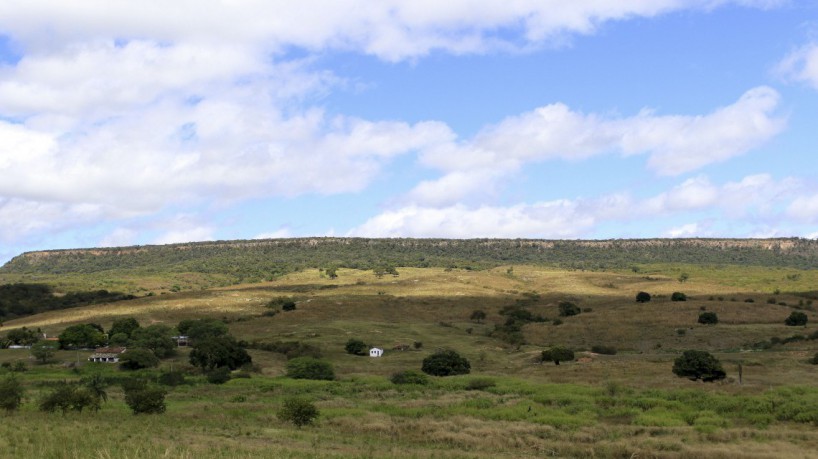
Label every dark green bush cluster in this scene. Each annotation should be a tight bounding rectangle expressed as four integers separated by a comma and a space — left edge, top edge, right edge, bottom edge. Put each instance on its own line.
39, 381, 102, 414
0, 375, 24, 412
672, 350, 725, 382
671, 292, 687, 301
558, 301, 581, 317
390, 370, 429, 385
345, 339, 368, 356
591, 345, 617, 355
491, 304, 546, 347
421, 350, 470, 376
247, 340, 322, 359
465, 378, 496, 391
698, 312, 719, 325
636, 292, 651, 303
785, 311, 808, 326
541, 347, 574, 365
277, 397, 319, 427
286, 357, 335, 380
122, 379, 167, 414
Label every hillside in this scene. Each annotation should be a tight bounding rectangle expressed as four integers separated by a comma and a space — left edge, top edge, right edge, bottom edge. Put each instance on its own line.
3, 238, 818, 281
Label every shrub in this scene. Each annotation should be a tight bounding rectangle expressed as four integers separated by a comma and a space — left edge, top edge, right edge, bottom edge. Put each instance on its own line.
698, 312, 719, 325
465, 378, 496, 391
671, 292, 687, 302
541, 347, 575, 365
344, 339, 368, 356
158, 371, 187, 386
122, 379, 167, 414
591, 345, 617, 355
119, 348, 160, 370
413, 341, 423, 350
672, 350, 726, 382
470, 310, 487, 323
286, 357, 335, 380
636, 292, 651, 303
390, 370, 429, 385
744, 298, 755, 303
810, 353, 818, 365
421, 350, 471, 376
282, 301, 296, 311
0, 375, 24, 412
785, 312, 808, 326
207, 367, 232, 384
558, 301, 581, 317
39, 382, 100, 414
277, 397, 319, 427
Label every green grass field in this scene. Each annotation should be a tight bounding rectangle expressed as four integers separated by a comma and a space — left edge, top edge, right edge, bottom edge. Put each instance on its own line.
2, 264, 818, 458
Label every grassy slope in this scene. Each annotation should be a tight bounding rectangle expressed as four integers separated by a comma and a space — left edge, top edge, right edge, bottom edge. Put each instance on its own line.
2, 265, 818, 458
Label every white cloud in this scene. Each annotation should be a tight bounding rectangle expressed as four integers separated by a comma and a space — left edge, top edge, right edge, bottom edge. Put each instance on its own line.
99, 228, 138, 248
787, 194, 818, 222
775, 43, 818, 90
254, 228, 293, 239
0, 1, 780, 61
664, 222, 709, 238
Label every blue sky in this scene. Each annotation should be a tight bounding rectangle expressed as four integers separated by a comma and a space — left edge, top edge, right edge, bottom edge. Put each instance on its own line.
1, 1, 818, 263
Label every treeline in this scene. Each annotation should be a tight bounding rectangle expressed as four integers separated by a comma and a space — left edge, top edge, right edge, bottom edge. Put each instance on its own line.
0, 283, 135, 320
3, 238, 818, 281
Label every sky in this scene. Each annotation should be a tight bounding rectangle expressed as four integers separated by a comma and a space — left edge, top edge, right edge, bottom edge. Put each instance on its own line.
1, 0, 818, 264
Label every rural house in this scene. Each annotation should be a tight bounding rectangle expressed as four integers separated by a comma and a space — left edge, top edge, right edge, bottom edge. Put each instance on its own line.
88, 347, 126, 363
369, 347, 383, 357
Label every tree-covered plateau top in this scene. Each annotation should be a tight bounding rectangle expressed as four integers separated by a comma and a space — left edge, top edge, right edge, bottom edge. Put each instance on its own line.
2, 237, 817, 276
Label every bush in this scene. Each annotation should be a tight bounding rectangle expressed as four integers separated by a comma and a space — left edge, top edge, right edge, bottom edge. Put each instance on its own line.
206, 366, 232, 384
119, 348, 160, 370
158, 371, 187, 386
785, 311, 808, 326
0, 375, 24, 412
390, 370, 429, 385
541, 347, 574, 365
282, 301, 296, 311
810, 353, 818, 365
122, 379, 167, 414
39, 382, 99, 414
277, 397, 319, 427
698, 312, 719, 325
421, 350, 471, 376
591, 345, 617, 355
465, 378, 496, 391
636, 292, 651, 303
672, 350, 726, 382
344, 339, 368, 356
558, 301, 581, 317
671, 292, 687, 302
470, 310, 487, 323
286, 357, 335, 380
189, 335, 252, 371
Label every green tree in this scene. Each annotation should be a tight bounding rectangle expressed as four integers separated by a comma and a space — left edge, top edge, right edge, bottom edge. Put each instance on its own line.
325, 266, 338, 279
189, 335, 251, 371
39, 381, 99, 414
698, 312, 718, 325
277, 397, 319, 427
635, 291, 652, 303
0, 375, 24, 412
5, 327, 39, 346
119, 348, 160, 370
390, 370, 429, 385
672, 350, 726, 382
122, 379, 166, 415
178, 318, 228, 342
286, 357, 335, 380
558, 301, 581, 317
541, 347, 575, 365
470, 310, 486, 323
130, 324, 176, 358
81, 374, 109, 407
678, 272, 689, 283
58, 324, 106, 349
344, 338, 367, 356
785, 311, 808, 326
109, 317, 140, 339
31, 340, 57, 364
206, 366, 232, 384
671, 292, 687, 301
421, 350, 471, 376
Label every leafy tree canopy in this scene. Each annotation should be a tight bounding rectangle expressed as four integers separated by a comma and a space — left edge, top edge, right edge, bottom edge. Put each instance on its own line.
421, 350, 471, 376
672, 350, 726, 382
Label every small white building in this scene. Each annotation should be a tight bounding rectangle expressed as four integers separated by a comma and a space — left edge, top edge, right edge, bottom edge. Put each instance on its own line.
88, 347, 126, 363
369, 347, 383, 358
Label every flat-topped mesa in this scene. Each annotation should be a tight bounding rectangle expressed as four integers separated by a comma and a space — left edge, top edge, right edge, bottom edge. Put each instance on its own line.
3, 237, 817, 275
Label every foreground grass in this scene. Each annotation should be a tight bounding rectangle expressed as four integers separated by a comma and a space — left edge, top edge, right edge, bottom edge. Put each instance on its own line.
3, 364, 818, 459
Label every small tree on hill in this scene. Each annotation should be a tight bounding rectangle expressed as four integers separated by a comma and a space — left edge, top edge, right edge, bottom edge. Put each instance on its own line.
672, 350, 725, 382
541, 347, 575, 365
278, 397, 319, 427
698, 312, 718, 325
0, 375, 24, 412
636, 292, 651, 303
31, 340, 57, 364
119, 348, 160, 370
344, 339, 367, 356
122, 379, 167, 415
785, 311, 808, 326
286, 357, 335, 380
421, 350, 471, 376
671, 292, 687, 302
558, 301, 581, 317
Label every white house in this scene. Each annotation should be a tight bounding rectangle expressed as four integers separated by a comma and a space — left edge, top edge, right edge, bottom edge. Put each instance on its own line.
369, 347, 383, 357
88, 347, 126, 363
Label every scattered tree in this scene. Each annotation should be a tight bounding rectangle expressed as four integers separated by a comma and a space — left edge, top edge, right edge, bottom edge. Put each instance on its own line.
5, 327, 39, 346
325, 267, 338, 279
590, 345, 617, 355
31, 340, 57, 364
698, 312, 719, 325
58, 324, 106, 349
558, 301, 581, 317
119, 348, 160, 370
130, 324, 176, 358
671, 292, 687, 301
541, 347, 575, 365
206, 366, 232, 384
636, 292, 652, 303
344, 338, 367, 356
189, 335, 252, 371
810, 352, 818, 365
421, 350, 471, 376
179, 318, 229, 342
286, 357, 335, 380
108, 317, 140, 340
678, 272, 689, 283
39, 381, 100, 414
123, 379, 167, 415
0, 375, 24, 412
672, 350, 726, 382
470, 310, 487, 323
785, 311, 808, 326
373, 265, 399, 278
277, 397, 319, 427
